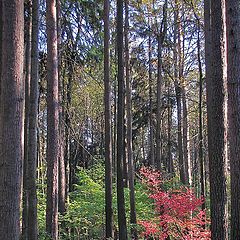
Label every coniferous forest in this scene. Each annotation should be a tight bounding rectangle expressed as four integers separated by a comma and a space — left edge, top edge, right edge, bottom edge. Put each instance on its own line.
0, 0, 240, 239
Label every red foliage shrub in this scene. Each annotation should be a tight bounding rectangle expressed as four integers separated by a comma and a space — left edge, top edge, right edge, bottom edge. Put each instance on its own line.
138, 167, 211, 239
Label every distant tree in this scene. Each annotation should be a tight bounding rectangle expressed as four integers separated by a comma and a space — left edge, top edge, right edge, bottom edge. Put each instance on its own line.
46, 0, 59, 238
0, 0, 24, 239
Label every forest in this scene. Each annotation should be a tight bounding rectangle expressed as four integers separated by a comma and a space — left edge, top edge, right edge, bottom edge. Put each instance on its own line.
0, 0, 239, 239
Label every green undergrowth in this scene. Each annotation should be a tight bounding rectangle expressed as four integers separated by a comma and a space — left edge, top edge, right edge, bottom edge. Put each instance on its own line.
38, 162, 154, 239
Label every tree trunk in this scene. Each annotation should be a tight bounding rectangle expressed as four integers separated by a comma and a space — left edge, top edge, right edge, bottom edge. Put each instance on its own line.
0, 0, 24, 239
206, 0, 228, 238
167, 84, 174, 174
104, 0, 113, 236
57, 0, 66, 215
226, 0, 240, 238
197, 21, 205, 211
22, 2, 32, 238
174, 0, 187, 184
125, 0, 137, 237
116, 0, 128, 238
148, 33, 154, 167
46, 0, 59, 238
156, 2, 167, 171
27, 0, 39, 238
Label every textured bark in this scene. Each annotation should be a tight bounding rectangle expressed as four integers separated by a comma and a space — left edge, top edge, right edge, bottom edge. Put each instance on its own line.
104, 0, 113, 237
0, 0, 24, 239
0, 0, 2, 81
22, 2, 32, 238
46, 0, 59, 239
57, 0, 66, 215
226, 0, 240, 238
27, 0, 39, 238
116, 0, 128, 238
206, 0, 228, 238
125, 0, 137, 237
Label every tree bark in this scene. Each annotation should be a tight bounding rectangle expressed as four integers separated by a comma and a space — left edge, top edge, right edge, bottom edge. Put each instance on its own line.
226, 0, 240, 238
116, 0, 128, 238
0, 0, 24, 239
27, 0, 39, 238
206, 0, 228, 238
57, 0, 66, 215
46, 0, 59, 239
104, 0, 113, 237
125, 0, 137, 237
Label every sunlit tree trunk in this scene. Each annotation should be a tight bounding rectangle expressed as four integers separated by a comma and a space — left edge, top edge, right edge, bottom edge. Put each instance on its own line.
174, 2, 187, 184
57, 0, 66, 215
0, 0, 24, 239
46, 0, 59, 238
206, 0, 228, 238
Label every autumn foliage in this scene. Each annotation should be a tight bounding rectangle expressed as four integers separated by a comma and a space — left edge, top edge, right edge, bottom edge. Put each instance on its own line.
138, 167, 211, 239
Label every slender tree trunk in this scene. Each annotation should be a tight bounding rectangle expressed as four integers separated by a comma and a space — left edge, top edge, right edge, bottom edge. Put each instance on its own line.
116, 0, 128, 238
148, 33, 154, 167
196, 22, 205, 212
226, 0, 240, 238
22, 2, 32, 238
206, 0, 228, 238
174, 0, 187, 184
57, 0, 66, 215
104, 0, 113, 236
27, 0, 39, 238
167, 84, 174, 174
156, 2, 167, 170
46, 0, 59, 238
156, 35, 163, 171
0, 0, 24, 239
125, 0, 137, 237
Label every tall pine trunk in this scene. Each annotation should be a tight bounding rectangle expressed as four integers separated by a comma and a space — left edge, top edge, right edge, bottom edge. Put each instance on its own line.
27, 0, 39, 237
206, 0, 228, 238
0, 0, 24, 239
226, 0, 240, 238
116, 0, 128, 238
125, 0, 137, 237
104, 0, 113, 236
46, 0, 59, 238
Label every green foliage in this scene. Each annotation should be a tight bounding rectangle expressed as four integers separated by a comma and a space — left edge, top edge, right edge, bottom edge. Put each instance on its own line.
37, 164, 157, 239
61, 168, 105, 239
